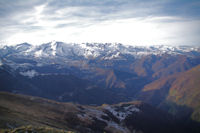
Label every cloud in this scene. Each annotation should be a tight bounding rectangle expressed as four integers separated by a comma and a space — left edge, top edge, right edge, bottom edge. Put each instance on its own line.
0, 0, 200, 46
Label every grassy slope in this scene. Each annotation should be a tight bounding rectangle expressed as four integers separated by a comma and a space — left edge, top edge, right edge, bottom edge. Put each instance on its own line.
1, 91, 200, 133
141, 65, 200, 121
0, 92, 78, 131
167, 65, 200, 121
0, 125, 74, 133
0, 92, 181, 133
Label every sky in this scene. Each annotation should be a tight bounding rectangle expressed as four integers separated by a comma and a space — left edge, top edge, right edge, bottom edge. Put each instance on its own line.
0, 0, 200, 46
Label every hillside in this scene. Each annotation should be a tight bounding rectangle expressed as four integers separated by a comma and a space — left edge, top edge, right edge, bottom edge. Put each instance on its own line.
139, 65, 200, 121
0, 126, 74, 133
1, 92, 199, 133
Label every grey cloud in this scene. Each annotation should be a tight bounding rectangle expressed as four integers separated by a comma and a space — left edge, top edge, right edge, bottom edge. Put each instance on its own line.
1, 0, 200, 25
42, 0, 154, 20
41, 0, 198, 26
1, 0, 198, 29
0, 0, 43, 27
54, 23, 78, 28
0, 0, 200, 45
54, 22, 95, 29
0, 0, 45, 17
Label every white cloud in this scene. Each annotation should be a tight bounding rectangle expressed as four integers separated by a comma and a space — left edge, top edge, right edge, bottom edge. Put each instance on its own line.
0, 0, 200, 46
4, 17, 200, 46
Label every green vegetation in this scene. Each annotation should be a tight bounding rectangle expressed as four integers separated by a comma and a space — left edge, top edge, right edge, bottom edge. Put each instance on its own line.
0, 125, 75, 133
140, 65, 200, 122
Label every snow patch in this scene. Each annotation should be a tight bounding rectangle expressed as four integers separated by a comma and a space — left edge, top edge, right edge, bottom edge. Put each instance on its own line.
104, 52, 121, 60
0, 60, 3, 66
20, 70, 38, 78
34, 50, 43, 57
77, 107, 129, 133
103, 105, 140, 121
36, 63, 43, 67
50, 41, 57, 56
106, 121, 129, 133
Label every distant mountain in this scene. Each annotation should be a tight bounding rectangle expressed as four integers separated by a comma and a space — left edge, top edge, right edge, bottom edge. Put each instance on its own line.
0, 42, 200, 105
1, 92, 200, 133
0, 41, 200, 59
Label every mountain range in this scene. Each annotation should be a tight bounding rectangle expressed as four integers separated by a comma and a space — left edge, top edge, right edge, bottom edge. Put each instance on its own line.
0, 41, 200, 132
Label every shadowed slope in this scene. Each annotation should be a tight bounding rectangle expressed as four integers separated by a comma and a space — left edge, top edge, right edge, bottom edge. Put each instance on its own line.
1, 92, 195, 133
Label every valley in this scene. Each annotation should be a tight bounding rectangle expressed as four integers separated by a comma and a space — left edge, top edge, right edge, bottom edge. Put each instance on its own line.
0, 42, 200, 132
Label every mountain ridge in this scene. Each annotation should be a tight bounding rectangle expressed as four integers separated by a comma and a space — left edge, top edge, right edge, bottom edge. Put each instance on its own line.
1, 41, 199, 60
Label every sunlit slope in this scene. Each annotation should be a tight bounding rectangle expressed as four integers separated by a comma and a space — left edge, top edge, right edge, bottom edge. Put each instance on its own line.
140, 65, 200, 121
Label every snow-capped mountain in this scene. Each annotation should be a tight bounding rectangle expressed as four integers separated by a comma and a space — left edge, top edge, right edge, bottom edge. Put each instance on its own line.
1, 41, 200, 128
0, 41, 199, 60
1, 41, 200, 80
